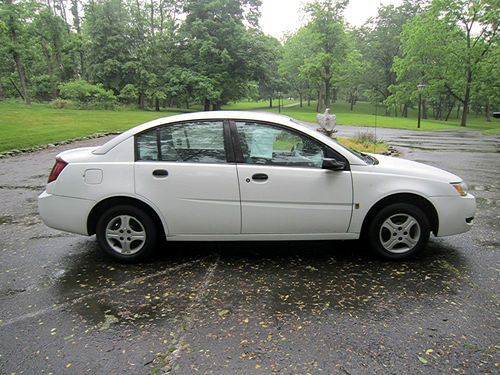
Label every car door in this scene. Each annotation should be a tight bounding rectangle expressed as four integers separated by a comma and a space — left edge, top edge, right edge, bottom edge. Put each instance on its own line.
232, 120, 353, 234
134, 120, 240, 235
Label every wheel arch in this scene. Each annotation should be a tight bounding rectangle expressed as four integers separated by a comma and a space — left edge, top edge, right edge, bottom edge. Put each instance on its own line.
361, 193, 439, 237
87, 196, 167, 239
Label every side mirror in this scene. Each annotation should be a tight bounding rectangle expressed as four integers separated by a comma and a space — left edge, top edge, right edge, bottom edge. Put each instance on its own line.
322, 158, 346, 171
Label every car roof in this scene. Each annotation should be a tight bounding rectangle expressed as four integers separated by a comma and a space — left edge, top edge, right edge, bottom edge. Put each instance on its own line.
92, 110, 365, 165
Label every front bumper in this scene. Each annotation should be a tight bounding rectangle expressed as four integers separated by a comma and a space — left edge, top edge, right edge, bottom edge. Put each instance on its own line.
38, 191, 95, 235
430, 194, 476, 237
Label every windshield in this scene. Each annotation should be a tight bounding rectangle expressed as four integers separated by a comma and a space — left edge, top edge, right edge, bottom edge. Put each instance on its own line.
289, 119, 379, 165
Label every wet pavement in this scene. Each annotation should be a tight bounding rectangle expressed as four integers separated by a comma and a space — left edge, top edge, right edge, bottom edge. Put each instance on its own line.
301, 122, 500, 153
0, 128, 499, 374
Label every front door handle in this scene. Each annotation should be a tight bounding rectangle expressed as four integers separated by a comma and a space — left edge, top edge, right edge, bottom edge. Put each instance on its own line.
252, 173, 268, 181
152, 169, 168, 177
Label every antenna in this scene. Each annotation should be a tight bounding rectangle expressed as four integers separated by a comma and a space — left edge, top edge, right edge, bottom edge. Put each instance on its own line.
374, 100, 378, 153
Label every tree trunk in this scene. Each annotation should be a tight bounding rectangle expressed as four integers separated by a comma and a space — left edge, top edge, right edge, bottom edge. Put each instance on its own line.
350, 93, 354, 111
485, 98, 491, 122
212, 101, 221, 111
299, 92, 303, 108
461, 67, 472, 127
159, 0, 164, 34
155, 97, 160, 111
9, 78, 24, 100
40, 43, 57, 99
139, 92, 145, 109
7, 0, 31, 104
316, 90, 322, 113
269, 97, 273, 108
204, 98, 210, 111
445, 102, 454, 121
324, 76, 331, 109
12, 51, 30, 104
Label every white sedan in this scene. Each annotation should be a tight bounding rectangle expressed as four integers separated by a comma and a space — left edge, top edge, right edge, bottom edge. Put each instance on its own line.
38, 111, 476, 262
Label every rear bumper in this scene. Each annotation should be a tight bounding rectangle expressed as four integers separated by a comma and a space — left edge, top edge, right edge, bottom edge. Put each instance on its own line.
431, 194, 476, 237
38, 191, 95, 235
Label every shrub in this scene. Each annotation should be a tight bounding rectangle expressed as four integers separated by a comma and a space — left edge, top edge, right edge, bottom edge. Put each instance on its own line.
31, 74, 53, 101
119, 84, 139, 103
353, 131, 383, 144
49, 99, 75, 109
58, 80, 116, 105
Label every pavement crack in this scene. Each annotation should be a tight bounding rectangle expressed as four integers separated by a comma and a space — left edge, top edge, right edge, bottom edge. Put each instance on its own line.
0, 288, 27, 299
0, 185, 45, 191
0, 257, 208, 329
153, 256, 220, 373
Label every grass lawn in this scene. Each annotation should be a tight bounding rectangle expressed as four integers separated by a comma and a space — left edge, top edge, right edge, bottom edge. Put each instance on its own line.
0, 102, 176, 152
1, 100, 497, 153
265, 101, 500, 134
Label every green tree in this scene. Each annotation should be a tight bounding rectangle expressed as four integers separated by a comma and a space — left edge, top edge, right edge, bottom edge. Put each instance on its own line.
280, 27, 314, 107
431, 0, 499, 126
253, 32, 283, 107
393, 0, 498, 126
337, 37, 365, 111
304, 0, 349, 110
178, 0, 263, 110
391, 11, 458, 120
83, 0, 132, 93
0, 0, 34, 103
355, 0, 422, 112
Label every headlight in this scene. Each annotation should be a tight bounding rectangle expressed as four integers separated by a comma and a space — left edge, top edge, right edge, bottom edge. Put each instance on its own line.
451, 182, 468, 196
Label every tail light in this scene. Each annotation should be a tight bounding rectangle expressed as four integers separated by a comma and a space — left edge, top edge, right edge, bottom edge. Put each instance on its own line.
48, 158, 68, 183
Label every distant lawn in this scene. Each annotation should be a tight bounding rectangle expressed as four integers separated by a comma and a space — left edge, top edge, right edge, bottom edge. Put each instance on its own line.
223, 99, 296, 110
0, 102, 175, 152
265, 101, 500, 133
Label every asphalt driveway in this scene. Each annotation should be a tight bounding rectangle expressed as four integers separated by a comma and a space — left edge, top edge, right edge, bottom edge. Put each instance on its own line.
0, 127, 498, 374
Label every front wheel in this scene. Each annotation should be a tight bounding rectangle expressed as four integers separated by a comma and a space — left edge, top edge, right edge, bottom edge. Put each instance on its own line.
96, 205, 157, 263
367, 203, 430, 260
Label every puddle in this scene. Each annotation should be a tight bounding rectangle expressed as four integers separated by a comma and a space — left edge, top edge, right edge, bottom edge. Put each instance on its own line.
53, 252, 214, 327
0, 215, 15, 225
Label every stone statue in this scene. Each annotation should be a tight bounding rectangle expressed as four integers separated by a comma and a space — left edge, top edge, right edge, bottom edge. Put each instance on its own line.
317, 108, 337, 137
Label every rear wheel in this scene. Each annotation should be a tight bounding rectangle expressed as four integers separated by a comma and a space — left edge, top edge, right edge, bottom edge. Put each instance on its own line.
367, 203, 430, 260
96, 205, 157, 262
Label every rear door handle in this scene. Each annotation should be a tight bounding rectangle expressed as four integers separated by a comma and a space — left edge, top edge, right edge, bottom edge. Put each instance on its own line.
152, 169, 168, 177
252, 173, 268, 181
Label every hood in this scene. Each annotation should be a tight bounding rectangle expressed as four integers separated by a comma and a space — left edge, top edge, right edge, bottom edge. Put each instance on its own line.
368, 154, 462, 183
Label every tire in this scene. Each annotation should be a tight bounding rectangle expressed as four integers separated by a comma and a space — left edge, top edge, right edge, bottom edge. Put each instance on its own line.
367, 203, 430, 260
96, 205, 157, 263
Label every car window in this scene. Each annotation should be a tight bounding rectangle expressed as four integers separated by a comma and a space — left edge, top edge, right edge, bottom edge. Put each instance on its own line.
235, 121, 331, 168
136, 121, 226, 163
